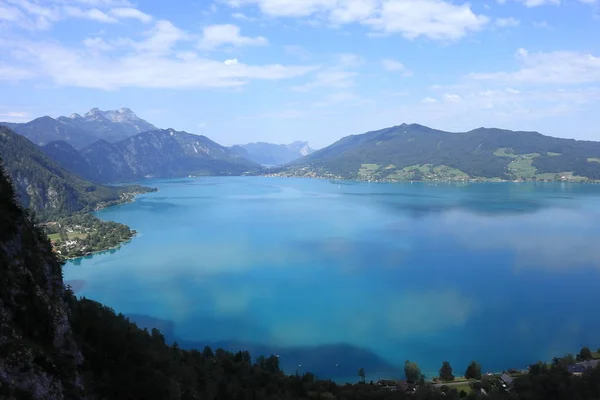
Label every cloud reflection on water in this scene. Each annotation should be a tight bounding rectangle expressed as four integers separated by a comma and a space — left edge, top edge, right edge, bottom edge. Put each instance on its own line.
65, 178, 600, 379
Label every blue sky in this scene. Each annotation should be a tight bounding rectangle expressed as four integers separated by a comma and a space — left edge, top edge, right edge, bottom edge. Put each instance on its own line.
1, 0, 599, 148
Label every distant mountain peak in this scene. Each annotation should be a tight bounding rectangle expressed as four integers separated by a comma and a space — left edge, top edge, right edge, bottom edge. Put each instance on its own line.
69, 113, 82, 119
234, 141, 314, 166
285, 141, 314, 156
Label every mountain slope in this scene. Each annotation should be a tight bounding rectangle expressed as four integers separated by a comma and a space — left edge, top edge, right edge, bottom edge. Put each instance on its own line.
5, 116, 100, 149
0, 162, 85, 399
0, 126, 145, 219
232, 141, 314, 166
40, 140, 99, 182
50, 129, 262, 182
282, 124, 600, 181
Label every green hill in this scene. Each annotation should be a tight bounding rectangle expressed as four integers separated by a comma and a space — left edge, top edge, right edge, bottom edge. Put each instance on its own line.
279, 124, 600, 182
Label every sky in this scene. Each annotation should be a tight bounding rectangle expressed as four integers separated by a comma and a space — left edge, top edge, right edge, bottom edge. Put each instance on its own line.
1, 0, 600, 148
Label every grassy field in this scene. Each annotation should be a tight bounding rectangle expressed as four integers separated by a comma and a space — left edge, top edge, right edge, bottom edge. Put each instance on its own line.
47, 231, 88, 243
494, 148, 518, 158
385, 164, 469, 181
358, 163, 382, 179
48, 233, 61, 241
508, 158, 538, 179
451, 384, 473, 394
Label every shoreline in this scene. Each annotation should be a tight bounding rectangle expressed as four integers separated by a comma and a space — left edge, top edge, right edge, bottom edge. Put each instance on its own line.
261, 173, 600, 185
55, 186, 157, 262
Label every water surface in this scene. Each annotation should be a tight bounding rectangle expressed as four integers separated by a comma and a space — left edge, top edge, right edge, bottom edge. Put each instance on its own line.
65, 177, 600, 380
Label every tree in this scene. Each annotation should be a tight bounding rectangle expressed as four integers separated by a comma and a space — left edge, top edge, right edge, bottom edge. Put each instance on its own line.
264, 355, 280, 374
358, 368, 365, 383
465, 361, 482, 380
202, 346, 214, 358
578, 347, 593, 361
404, 360, 424, 382
440, 361, 454, 382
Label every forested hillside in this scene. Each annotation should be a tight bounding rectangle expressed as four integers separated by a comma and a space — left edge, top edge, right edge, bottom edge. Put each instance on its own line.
278, 124, 600, 182
0, 126, 150, 220
45, 129, 263, 183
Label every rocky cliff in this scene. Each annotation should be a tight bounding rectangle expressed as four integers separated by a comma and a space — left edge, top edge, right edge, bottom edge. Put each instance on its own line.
0, 162, 85, 399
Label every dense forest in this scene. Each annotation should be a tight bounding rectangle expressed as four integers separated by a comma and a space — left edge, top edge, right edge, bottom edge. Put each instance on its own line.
2, 159, 600, 399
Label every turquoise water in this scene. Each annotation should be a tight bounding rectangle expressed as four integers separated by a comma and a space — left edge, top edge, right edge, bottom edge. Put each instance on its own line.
64, 177, 600, 381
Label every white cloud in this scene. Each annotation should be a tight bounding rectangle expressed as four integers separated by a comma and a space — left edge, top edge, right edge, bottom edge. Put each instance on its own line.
224, 58, 239, 65
0, 1, 151, 29
496, 0, 557, 6
110, 7, 152, 23
0, 18, 316, 90
63, 6, 118, 23
365, 0, 488, 40
381, 59, 412, 76
328, 0, 377, 24
82, 37, 114, 51
532, 20, 551, 29
199, 24, 268, 49
283, 45, 312, 61
135, 20, 191, 55
224, 0, 489, 41
0, 63, 35, 81
336, 53, 364, 68
231, 12, 254, 20
495, 17, 520, 27
470, 48, 600, 85
291, 53, 363, 92
443, 93, 462, 102
0, 111, 30, 122
422, 97, 437, 103
497, 0, 596, 6
293, 69, 357, 92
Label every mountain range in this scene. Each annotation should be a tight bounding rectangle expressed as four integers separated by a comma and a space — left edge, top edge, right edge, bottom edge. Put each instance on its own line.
0, 126, 150, 220
278, 123, 600, 182
230, 141, 314, 166
2, 108, 315, 184
4, 108, 600, 187
41, 129, 261, 183
2, 108, 156, 149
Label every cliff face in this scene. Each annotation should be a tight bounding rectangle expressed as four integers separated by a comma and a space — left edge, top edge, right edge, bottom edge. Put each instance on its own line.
0, 162, 85, 399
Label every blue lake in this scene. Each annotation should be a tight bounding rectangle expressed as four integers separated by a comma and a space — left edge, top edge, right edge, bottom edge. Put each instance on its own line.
64, 177, 600, 381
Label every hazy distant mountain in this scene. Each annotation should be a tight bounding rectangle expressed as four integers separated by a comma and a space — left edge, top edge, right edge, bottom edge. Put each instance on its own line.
277, 123, 600, 182
45, 129, 262, 183
231, 141, 314, 166
3, 108, 157, 149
